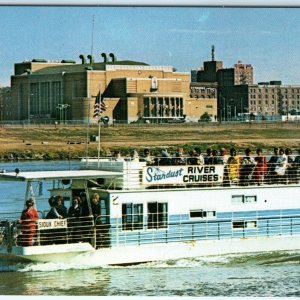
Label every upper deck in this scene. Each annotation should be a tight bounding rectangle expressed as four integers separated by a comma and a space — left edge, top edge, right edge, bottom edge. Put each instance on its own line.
79, 154, 300, 191
0, 154, 298, 192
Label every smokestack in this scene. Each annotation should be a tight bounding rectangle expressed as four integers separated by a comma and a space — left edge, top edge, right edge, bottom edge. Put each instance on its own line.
211, 45, 215, 61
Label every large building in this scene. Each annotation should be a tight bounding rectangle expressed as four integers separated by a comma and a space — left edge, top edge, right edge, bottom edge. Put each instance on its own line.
0, 87, 11, 122
194, 47, 253, 86
248, 81, 300, 119
9, 53, 217, 124
216, 81, 300, 121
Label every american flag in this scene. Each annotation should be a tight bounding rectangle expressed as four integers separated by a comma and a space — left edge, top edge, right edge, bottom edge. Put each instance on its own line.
93, 93, 107, 118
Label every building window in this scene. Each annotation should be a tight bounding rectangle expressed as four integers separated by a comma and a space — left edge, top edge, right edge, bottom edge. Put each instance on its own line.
190, 210, 216, 219
122, 203, 143, 231
147, 202, 168, 229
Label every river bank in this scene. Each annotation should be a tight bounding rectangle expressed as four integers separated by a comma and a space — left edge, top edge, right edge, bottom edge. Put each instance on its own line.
0, 122, 299, 160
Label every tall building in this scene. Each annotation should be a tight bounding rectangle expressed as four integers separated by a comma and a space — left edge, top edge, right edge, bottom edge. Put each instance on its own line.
194, 47, 253, 87
233, 61, 253, 85
9, 53, 217, 123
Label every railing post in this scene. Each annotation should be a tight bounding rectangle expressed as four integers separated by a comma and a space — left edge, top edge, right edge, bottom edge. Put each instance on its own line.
6, 222, 12, 253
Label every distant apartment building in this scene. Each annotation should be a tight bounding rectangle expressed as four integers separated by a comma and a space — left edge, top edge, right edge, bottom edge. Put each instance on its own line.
217, 81, 300, 121
9, 53, 216, 123
248, 81, 300, 119
0, 87, 12, 121
233, 61, 254, 85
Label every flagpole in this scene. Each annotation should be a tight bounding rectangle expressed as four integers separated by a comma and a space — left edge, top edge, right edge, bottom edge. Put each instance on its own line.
97, 86, 101, 168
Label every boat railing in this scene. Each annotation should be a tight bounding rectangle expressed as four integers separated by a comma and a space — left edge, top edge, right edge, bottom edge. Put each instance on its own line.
1, 210, 300, 251
83, 155, 300, 190
141, 155, 300, 189
111, 211, 300, 246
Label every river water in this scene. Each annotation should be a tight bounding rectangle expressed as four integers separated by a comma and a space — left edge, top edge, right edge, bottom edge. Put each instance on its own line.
0, 160, 299, 296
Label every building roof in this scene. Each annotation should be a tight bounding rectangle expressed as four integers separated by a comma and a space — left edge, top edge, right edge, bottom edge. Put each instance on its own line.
32, 60, 149, 75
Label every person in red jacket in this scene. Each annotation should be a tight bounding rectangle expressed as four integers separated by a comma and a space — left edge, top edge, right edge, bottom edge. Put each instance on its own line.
19, 198, 39, 246
254, 148, 267, 185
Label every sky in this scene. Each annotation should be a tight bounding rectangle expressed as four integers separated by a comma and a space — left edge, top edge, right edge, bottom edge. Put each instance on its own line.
1, 6, 300, 86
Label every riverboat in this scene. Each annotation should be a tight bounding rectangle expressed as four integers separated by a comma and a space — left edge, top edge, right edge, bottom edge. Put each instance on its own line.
0, 156, 299, 265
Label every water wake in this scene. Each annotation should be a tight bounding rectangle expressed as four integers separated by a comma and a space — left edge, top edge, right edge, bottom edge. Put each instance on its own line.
1, 250, 299, 272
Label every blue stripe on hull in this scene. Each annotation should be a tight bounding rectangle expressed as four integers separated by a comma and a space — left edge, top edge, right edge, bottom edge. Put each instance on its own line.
109, 208, 300, 246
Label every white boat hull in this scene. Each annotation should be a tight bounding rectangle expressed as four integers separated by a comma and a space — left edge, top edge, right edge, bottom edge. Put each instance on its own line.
1, 235, 300, 265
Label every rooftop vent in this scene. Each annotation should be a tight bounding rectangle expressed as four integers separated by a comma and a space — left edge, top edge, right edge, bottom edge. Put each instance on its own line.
61, 60, 76, 64
101, 53, 107, 63
32, 59, 47, 63
79, 55, 86, 64
109, 53, 117, 62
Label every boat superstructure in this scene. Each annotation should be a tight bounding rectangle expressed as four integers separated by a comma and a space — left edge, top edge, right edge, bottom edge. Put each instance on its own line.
0, 157, 299, 265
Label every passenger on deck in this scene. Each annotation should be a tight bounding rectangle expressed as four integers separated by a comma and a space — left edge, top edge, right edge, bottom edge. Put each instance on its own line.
220, 148, 229, 165
240, 148, 257, 186
159, 149, 171, 166
130, 150, 139, 162
68, 196, 81, 218
267, 147, 279, 183
212, 149, 223, 165
253, 148, 267, 185
187, 148, 204, 165
67, 196, 81, 243
19, 198, 39, 246
227, 148, 240, 184
45, 196, 67, 244
46, 196, 63, 219
220, 148, 230, 186
274, 148, 288, 183
141, 148, 154, 165
172, 148, 186, 165
113, 150, 124, 161
294, 149, 300, 182
285, 148, 296, 183
91, 193, 100, 221
55, 195, 68, 218
79, 191, 93, 243
204, 148, 213, 165
79, 191, 90, 217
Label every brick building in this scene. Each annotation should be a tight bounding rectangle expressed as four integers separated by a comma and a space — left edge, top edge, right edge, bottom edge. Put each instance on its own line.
9, 53, 217, 124
248, 81, 300, 119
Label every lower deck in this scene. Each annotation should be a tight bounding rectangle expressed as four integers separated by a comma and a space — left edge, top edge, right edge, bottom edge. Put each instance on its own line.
1, 206, 300, 254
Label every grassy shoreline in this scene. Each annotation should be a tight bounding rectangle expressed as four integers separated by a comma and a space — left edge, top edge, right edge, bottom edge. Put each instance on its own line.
0, 122, 299, 160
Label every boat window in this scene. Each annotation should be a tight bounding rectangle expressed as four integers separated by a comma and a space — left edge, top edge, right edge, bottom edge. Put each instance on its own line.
190, 210, 216, 219
99, 198, 110, 224
231, 195, 244, 204
232, 220, 257, 229
122, 203, 143, 231
244, 196, 257, 203
147, 202, 168, 229
232, 195, 257, 204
